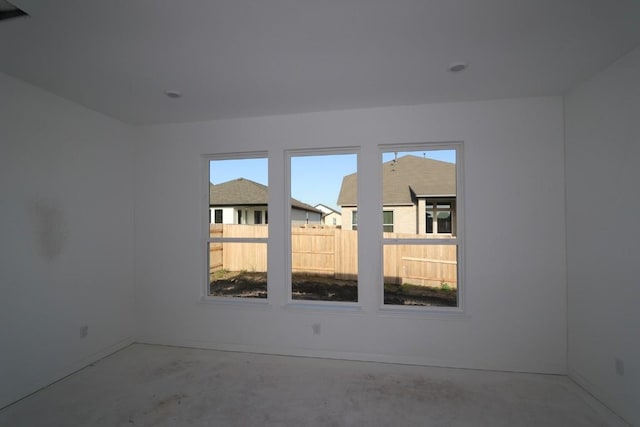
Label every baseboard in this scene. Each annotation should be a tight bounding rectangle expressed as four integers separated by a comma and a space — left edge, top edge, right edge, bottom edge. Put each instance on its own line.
0, 336, 134, 411
569, 368, 631, 427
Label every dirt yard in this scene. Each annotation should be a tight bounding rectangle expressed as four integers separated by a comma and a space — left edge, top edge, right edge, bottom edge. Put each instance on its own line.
209, 271, 456, 307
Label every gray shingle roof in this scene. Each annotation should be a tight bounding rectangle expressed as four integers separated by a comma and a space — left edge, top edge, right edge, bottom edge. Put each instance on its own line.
337, 155, 455, 206
210, 178, 321, 213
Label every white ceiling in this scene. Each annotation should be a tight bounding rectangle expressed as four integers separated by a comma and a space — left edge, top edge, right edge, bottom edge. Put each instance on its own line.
1, 0, 639, 125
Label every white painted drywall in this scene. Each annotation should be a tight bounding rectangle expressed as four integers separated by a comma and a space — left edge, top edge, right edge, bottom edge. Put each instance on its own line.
0, 73, 135, 408
135, 96, 567, 374
565, 46, 640, 426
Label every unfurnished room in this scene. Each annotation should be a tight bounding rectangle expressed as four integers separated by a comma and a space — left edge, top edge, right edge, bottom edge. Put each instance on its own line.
0, 1, 639, 426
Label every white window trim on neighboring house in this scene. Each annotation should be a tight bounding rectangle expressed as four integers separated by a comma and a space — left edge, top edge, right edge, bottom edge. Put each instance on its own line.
425, 198, 456, 236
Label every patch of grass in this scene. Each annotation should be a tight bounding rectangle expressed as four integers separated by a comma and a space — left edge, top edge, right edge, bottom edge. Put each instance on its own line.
440, 281, 452, 292
211, 268, 229, 279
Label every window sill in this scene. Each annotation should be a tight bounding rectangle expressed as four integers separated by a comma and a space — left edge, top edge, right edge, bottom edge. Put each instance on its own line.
283, 300, 364, 314
377, 304, 468, 319
199, 296, 271, 309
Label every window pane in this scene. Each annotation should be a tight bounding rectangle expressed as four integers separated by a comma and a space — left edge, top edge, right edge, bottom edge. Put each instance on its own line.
291, 153, 358, 302
208, 241, 267, 298
209, 157, 268, 298
383, 244, 458, 307
382, 150, 456, 236
214, 209, 223, 224
437, 211, 452, 234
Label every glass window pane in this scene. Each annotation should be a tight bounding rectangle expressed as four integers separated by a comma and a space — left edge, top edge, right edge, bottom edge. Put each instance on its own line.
291, 153, 358, 302
383, 244, 458, 307
382, 150, 456, 236
208, 241, 267, 298
437, 211, 452, 234
209, 157, 268, 298
426, 211, 434, 234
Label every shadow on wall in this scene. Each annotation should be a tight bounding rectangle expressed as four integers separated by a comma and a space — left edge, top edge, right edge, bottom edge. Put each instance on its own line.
30, 199, 69, 261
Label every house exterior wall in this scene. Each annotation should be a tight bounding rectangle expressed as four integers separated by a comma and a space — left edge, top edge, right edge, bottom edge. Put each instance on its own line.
323, 211, 342, 226
291, 208, 322, 226
341, 206, 356, 230
342, 205, 416, 234
210, 207, 235, 224
210, 206, 267, 224
385, 205, 416, 234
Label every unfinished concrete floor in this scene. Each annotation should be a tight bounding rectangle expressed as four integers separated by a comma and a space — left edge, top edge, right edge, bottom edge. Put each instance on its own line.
0, 344, 623, 427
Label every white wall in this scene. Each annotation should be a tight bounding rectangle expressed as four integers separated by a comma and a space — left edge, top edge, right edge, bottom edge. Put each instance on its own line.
135, 96, 567, 374
565, 46, 640, 426
0, 73, 135, 408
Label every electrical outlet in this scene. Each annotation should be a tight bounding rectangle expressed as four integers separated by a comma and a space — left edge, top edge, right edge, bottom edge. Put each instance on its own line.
615, 358, 624, 376
80, 325, 89, 339
312, 323, 321, 335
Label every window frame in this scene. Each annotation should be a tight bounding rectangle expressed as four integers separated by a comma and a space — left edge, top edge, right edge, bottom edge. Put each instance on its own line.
213, 208, 223, 224
382, 210, 394, 232
202, 152, 270, 303
379, 142, 465, 313
285, 147, 361, 308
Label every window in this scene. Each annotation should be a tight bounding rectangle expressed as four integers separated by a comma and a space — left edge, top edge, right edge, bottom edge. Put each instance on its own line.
289, 151, 358, 303
213, 209, 223, 224
426, 200, 455, 235
381, 146, 462, 308
207, 155, 268, 299
355, 210, 394, 232
383, 210, 394, 232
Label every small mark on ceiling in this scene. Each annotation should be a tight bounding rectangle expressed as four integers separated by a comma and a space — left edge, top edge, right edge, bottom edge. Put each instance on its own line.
164, 90, 183, 99
447, 62, 468, 73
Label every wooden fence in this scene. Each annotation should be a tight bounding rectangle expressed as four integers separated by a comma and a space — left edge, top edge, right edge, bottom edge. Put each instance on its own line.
209, 224, 457, 287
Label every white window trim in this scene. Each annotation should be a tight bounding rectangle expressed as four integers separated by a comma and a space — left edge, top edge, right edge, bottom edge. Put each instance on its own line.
378, 142, 465, 314
284, 147, 361, 309
201, 151, 270, 304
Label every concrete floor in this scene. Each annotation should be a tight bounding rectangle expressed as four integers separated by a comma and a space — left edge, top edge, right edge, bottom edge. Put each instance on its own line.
0, 344, 624, 427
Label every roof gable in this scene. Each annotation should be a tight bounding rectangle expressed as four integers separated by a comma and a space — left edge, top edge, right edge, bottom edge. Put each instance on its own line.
210, 178, 321, 213
337, 155, 455, 206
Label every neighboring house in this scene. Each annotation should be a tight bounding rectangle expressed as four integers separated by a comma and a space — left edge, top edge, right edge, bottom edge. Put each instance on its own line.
210, 178, 322, 226
337, 155, 456, 235
314, 204, 342, 227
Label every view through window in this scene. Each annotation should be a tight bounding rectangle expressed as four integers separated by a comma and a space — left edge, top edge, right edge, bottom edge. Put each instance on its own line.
290, 152, 358, 302
207, 156, 268, 299
381, 148, 460, 308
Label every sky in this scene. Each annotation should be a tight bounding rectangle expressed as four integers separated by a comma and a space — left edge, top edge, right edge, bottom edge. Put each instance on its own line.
210, 149, 455, 211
